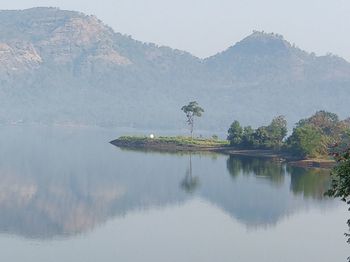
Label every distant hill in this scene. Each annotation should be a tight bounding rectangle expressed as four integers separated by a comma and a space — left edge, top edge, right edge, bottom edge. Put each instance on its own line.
0, 7, 349, 131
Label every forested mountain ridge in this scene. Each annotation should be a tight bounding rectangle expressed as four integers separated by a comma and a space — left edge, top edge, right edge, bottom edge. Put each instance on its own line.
206, 31, 350, 82
0, 7, 349, 130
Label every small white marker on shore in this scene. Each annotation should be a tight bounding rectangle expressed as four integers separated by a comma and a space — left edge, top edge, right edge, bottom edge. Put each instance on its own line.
150, 134, 155, 139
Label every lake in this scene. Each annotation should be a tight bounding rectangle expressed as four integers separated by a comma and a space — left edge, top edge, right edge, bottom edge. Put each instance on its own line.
0, 126, 348, 262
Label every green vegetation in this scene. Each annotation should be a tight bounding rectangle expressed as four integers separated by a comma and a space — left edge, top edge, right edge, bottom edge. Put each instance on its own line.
227, 121, 243, 145
286, 124, 327, 158
115, 111, 349, 161
227, 111, 350, 159
326, 141, 350, 201
227, 115, 287, 150
114, 135, 228, 148
286, 111, 350, 158
181, 101, 204, 138
325, 135, 350, 247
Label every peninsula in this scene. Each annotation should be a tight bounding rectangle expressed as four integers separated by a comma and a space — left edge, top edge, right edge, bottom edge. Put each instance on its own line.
110, 136, 335, 169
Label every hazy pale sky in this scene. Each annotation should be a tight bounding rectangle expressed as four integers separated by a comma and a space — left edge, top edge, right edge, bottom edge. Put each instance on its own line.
1, 0, 350, 60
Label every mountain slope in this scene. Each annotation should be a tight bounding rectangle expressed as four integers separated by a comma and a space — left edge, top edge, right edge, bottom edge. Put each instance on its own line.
206, 31, 350, 82
0, 8, 349, 130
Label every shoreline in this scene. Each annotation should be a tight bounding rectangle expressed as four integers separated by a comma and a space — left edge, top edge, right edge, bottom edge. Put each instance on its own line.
110, 136, 335, 169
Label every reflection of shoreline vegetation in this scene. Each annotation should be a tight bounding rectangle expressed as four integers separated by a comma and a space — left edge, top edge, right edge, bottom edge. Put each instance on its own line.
0, 145, 334, 239
115, 145, 221, 159
0, 126, 340, 241
226, 155, 285, 185
226, 155, 331, 199
288, 166, 331, 199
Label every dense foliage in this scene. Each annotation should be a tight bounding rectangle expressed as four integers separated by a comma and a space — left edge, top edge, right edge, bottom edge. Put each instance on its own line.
286, 124, 327, 158
227, 116, 287, 150
286, 111, 350, 158
325, 139, 350, 251
227, 111, 350, 159
327, 146, 350, 199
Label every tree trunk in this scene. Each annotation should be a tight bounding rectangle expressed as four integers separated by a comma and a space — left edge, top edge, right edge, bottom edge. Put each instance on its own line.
190, 122, 194, 139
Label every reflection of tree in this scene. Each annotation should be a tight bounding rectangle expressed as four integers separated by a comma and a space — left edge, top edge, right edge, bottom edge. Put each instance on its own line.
226, 155, 285, 185
180, 154, 200, 194
226, 156, 242, 178
288, 166, 330, 199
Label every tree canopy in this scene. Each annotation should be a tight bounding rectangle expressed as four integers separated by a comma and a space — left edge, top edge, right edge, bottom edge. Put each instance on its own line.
227, 111, 350, 159
227, 115, 287, 149
326, 138, 350, 247
227, 120, 243, 145
287, 111, 350, 158
326, 139, 350, 201
181, 101, 204, 138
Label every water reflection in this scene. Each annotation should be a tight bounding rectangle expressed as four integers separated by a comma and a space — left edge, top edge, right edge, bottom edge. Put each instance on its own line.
0, 126, 336, 240
226, 155, 332, 199
226, 155, 285, 185
180, 154, 200, 194
288, 166, 331, 199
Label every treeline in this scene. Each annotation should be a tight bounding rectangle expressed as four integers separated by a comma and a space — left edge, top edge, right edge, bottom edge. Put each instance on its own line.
227, 111, 350, 158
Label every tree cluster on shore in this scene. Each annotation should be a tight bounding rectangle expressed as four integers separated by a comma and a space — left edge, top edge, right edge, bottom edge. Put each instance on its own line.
179, 102, 349, 160
227, 111, 350, 159
227, 115, 287, 150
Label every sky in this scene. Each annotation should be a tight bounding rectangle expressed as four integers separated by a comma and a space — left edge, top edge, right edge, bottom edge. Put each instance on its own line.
1, 0, 350, 60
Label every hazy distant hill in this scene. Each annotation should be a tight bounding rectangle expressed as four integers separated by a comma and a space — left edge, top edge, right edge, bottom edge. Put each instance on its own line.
0, 7, 349, 131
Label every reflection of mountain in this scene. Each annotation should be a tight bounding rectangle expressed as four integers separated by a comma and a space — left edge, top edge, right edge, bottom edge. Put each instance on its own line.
0, 126, 189, 239
0, 127, 334, 239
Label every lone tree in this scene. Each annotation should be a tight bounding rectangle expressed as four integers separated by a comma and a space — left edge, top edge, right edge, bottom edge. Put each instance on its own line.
181, 101, 204, 138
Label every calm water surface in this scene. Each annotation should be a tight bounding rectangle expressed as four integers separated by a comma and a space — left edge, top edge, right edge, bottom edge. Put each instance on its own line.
0, 126, 348, 262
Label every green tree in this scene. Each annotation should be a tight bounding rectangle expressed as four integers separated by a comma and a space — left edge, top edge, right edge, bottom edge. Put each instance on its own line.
287, 111, 350, 158
287, 124, 327, 158
326, 142, 350, 249
227, 120, 243, 146
253, 126, 270, 148
252, 116, 287, 149
266, 115, 288, 149
327, 143, 350, 201
297, 111, 343, 140
228, 116, 287, 149
241, 126, 255, 147
181, 101, 204, 138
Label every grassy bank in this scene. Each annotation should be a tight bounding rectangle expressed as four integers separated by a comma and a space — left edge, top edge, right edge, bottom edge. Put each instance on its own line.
110, 136, 229, 151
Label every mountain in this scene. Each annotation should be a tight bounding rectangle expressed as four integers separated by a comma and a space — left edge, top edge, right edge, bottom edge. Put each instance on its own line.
0, 7, 349, 131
